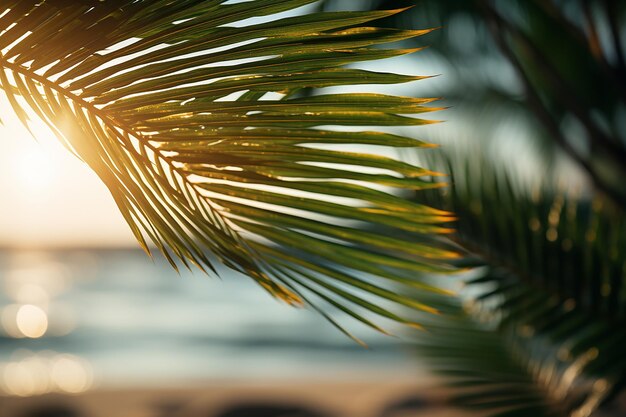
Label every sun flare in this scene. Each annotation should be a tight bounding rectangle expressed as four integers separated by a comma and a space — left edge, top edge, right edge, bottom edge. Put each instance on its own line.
10, 141, 58, 192
0, 94, 133, 247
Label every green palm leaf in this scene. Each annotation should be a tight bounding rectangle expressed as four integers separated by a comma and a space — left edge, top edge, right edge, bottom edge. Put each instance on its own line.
411, 150, 626, 416
0, 1, 455, 340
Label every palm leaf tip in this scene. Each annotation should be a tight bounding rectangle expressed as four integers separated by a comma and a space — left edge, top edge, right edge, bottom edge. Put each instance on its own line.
0, 1, 454, 337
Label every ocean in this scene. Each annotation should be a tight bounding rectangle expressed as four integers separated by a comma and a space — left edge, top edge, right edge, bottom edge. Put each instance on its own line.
0, 249, 419, 395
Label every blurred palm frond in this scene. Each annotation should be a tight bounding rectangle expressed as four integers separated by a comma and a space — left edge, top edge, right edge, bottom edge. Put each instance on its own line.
412, 151, 626, 417
334, 0, 626, 208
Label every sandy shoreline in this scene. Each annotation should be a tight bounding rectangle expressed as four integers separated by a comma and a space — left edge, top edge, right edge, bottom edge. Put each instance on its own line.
0, 378, 471, 417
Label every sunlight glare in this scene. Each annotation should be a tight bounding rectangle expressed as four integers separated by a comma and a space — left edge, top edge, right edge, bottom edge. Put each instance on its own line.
15, 304, 48, 338
3, 361, 37, 397
0, 94, 135, 247
0, 353, 93, 396
10, 143, 57, 193
51, 355, 93, 394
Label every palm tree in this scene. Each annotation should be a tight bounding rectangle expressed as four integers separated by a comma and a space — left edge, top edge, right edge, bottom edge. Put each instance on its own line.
410, 150, 626, 417
0, 1, 455, 343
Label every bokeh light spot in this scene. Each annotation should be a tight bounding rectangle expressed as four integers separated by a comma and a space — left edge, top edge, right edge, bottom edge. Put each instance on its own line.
16, 304, 48, 338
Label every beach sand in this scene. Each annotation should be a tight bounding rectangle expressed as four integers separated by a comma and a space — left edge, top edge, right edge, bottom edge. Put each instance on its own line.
0, 378, 473, 417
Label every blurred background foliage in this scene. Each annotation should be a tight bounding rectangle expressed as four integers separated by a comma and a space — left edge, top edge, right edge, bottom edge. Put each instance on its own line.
324, 0, 626, 207
323, 1, 626, 416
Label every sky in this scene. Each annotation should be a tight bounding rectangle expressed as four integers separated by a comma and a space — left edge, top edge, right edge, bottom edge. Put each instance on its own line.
0, 93, 136, 248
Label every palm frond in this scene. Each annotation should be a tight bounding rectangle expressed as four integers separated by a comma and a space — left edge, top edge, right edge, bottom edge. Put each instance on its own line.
411, 150, 626, 416
0, 1, 456, 339
414, 293, 564, 417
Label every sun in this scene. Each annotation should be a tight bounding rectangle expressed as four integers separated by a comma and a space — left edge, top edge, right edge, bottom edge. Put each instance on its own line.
1, 113, 64, 199
10, 141, 58, 192
0, 93, 134, 247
